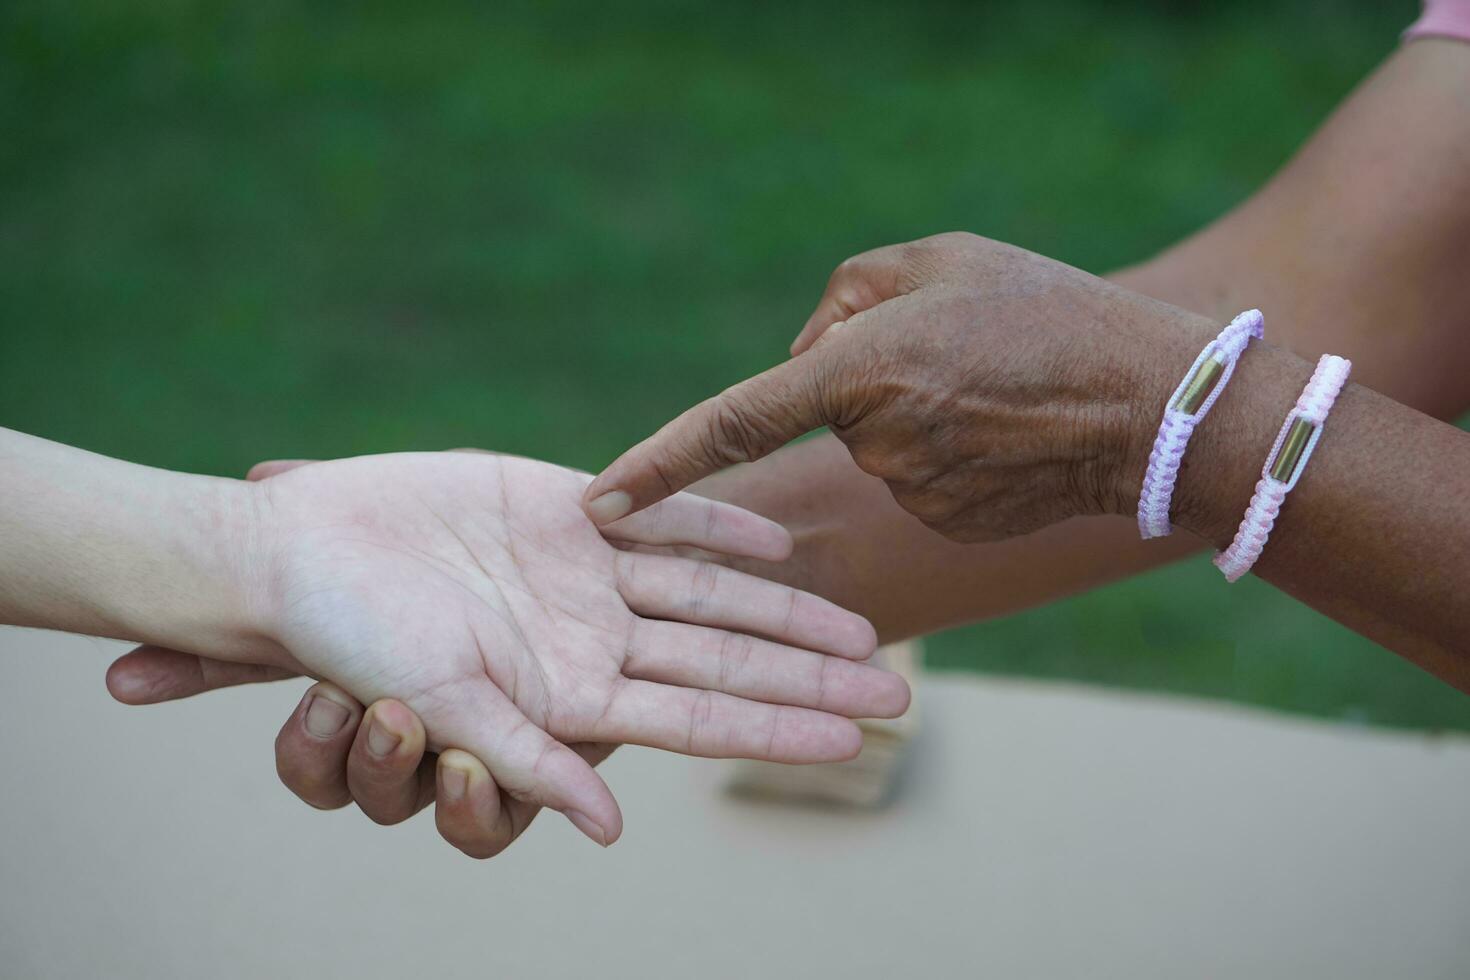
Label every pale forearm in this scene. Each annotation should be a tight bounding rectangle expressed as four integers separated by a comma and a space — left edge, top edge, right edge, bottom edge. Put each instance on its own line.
0, 428, 263, 656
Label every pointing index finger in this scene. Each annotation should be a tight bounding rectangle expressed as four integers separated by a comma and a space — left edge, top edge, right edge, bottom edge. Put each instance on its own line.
583, 348, 842, 525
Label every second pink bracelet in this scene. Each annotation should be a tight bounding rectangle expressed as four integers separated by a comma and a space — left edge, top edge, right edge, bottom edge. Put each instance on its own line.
1214, 354, 1352, 582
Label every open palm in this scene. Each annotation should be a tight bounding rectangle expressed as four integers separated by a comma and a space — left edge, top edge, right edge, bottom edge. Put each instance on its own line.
241, 451, 904, 842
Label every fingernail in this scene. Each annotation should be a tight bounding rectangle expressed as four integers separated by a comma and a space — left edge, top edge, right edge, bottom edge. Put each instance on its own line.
366, 718, 401, 758
585, 491, 632, 525
303, 694, 350, 737
564, 809, 608, 846
440, 764, 469, 803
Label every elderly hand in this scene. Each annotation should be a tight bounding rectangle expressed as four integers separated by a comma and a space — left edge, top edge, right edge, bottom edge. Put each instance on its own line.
583, 232, 1222, 542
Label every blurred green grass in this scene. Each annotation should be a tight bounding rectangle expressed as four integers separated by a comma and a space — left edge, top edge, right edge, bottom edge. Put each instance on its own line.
4, 0, 1465, 732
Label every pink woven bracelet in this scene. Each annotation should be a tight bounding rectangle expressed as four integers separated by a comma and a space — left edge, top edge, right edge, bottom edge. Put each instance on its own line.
1214, 354, 1352, 582
1137, 310, 1264, 539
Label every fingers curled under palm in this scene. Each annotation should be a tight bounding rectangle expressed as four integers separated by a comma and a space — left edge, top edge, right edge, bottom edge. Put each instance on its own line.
346, 699, 435, 825
275, 682, 363, 810
435, 749, 517, 859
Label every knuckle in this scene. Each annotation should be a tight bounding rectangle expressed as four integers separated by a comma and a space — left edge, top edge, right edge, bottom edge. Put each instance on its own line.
831, 285, 866, 319
686, 690, 720, 755
644, 453, 684, 496
702, 396, 766, 466
527, 737, 562, 783
831, 255, 862, 284
688, 561, 721, 615
821, 341, 888, 427
809, 655, 831, 710
781, 588, 801, 635
715, 632, 754, 691
760, 707, 782, 760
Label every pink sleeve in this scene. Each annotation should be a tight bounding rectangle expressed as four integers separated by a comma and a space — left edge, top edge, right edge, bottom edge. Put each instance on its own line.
1405, 0, 1470, 43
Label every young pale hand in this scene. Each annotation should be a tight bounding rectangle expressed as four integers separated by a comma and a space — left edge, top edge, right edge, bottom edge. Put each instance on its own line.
114, 452, 904, 846
583, 232, 1221, 543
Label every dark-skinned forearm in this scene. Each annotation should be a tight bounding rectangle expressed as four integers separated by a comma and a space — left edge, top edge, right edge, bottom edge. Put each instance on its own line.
692, 39, 1470, 643
691, 437, 1188, 641
1119, 38, 1470, 417
1158, 341, 1470, 689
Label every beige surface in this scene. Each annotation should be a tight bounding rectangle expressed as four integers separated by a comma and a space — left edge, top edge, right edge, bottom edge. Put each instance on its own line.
2, 627, 1468, 979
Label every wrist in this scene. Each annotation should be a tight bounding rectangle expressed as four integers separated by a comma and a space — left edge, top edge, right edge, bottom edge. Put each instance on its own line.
92, 469, 279, 661
178, 475, 280, 659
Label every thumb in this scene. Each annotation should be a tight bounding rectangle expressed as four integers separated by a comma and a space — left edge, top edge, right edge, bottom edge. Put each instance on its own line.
107, 645, 298, 704
583, 339, 851, 524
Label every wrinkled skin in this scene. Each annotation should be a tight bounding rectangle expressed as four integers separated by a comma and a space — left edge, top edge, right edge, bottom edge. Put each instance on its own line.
109, 451, 905, 846
585, 232, 1220, 543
